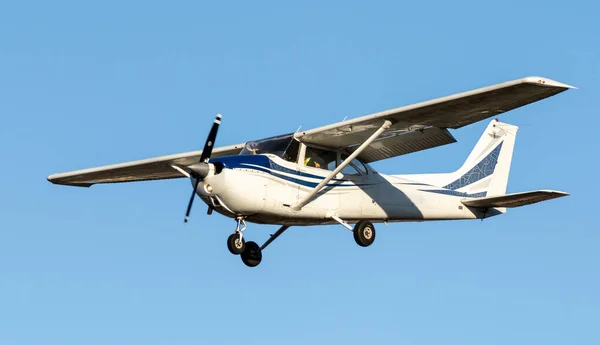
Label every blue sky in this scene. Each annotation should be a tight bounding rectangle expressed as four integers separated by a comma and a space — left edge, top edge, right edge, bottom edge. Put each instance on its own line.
1, 1, 598, 344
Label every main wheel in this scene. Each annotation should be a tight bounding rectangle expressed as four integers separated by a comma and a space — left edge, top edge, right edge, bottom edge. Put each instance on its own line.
227, 233, 245, 255
240, 241, 262, 267
353, 221, 375, 247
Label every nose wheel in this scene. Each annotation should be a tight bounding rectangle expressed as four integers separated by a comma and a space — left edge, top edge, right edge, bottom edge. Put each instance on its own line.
227, 233, 245, 255
227, 218, 247, 255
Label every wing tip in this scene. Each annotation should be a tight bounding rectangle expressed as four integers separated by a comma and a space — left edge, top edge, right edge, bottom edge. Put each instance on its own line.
522, 76, 577, 89
47, 174, 93, 187
47, 174, 58, 184
540, 189, 570, 197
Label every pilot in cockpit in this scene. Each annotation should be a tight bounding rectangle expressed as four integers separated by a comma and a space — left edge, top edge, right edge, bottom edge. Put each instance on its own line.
304, 156, 321, 168
304, 147, 327, 169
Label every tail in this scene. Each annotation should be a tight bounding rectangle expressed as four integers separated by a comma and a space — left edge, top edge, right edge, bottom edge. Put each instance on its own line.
404, 119, 518, 197
449, 119, 518, 197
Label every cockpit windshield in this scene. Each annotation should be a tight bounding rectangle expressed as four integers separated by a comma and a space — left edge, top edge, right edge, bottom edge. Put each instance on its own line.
240, 134, 300, 163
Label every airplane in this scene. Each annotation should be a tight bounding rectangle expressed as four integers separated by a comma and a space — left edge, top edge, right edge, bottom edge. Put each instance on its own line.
48, 76, 574, 267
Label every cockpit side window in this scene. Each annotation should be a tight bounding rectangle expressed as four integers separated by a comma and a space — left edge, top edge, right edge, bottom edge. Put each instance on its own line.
282, 139, 299, 163
340, 155, 368, 176
304, 147, 337, 170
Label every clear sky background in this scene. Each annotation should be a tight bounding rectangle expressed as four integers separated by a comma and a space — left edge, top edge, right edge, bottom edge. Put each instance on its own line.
1, 1, 598, 344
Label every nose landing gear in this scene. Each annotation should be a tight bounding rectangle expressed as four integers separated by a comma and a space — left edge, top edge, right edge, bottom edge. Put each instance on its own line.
226, 217, 246, 255
226, 219, 290, 267
227, 233, 246, 255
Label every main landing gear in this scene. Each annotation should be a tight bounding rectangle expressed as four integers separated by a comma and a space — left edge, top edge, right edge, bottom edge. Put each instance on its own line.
227, 217, 289, 267
353, 220, 376, 247
227, 217, 376, 267
331, 215, 377, 247
240, 241, 262, 267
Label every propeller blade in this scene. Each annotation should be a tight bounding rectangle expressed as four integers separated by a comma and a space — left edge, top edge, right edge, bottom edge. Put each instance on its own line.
199, 114, 222, 163
184, 113, 222, 223
184, 178, 201, 223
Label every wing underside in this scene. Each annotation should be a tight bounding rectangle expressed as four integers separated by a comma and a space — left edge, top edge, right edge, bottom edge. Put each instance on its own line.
296, 76, 573, 161
347, 127, 457, 163
47, 144, 244, 187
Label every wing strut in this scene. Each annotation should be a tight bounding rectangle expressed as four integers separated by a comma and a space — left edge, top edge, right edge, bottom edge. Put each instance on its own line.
291, 120, 392, 211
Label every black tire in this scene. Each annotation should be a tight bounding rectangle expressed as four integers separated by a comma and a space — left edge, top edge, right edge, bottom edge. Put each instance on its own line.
353, 221, 375, 247
227, 233, 246, 255
240, 241, 262, 267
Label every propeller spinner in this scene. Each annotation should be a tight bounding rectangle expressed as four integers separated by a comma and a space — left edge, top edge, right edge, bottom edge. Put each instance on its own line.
184, 114, 222, 223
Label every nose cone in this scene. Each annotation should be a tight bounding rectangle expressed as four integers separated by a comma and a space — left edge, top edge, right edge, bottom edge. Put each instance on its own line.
188, 162, 210, 178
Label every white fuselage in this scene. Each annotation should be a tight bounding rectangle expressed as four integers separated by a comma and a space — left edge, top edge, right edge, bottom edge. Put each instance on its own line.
196, 154, 493, 225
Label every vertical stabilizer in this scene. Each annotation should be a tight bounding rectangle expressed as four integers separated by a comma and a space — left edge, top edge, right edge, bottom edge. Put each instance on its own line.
446, 120, 519, 197
400, 119, 519, 197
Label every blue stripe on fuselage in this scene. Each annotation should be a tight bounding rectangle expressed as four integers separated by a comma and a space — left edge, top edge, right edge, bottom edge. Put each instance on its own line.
212, 154, 371, 188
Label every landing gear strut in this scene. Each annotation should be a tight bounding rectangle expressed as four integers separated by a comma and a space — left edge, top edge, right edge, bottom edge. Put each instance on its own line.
353, 220, 376, 247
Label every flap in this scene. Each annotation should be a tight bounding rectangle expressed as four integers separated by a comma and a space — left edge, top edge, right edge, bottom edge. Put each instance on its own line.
346, 127, 457, 163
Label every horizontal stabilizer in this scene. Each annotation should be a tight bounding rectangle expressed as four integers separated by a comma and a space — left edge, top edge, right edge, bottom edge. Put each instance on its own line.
461, 190, 569, 208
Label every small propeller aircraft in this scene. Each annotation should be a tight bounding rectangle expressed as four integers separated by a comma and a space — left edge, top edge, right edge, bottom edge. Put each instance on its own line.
48, 76, 573, 267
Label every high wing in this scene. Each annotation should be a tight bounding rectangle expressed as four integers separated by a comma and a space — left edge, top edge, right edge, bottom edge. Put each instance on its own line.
47, 143, 245, 187
296, 76, 574, 162
48, 76, 573, 187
